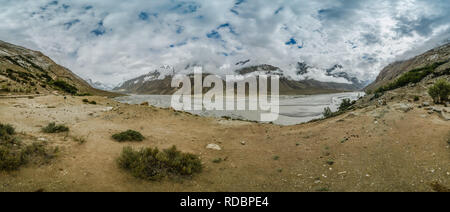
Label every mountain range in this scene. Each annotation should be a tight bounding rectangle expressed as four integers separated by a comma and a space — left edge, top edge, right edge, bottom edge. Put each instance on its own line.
113, 61, 368, 95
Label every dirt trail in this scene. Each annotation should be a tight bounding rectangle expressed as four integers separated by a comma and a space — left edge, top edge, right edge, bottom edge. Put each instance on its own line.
0, 95, 449, 192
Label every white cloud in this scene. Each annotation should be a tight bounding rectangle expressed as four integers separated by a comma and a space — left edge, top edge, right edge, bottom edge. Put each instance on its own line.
0, 0, 448, 87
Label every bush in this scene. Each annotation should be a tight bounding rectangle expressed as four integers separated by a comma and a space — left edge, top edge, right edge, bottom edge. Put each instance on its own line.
0, 146, 23, 171
42, 123, 69, 133
321, 99, 355, 119
0, 124, 15, 136
323, 107, 333, 118
76, 93, 92, 97
117, 145, 202, 181
414, 96, 420, 101
338, 99, 354, 111
0, 124, 56, 171
51, 80, 78, 94
428, 79, 450, 104
21, 142, 57, 164
82, 99, 97, 105
112, 130, 144, 142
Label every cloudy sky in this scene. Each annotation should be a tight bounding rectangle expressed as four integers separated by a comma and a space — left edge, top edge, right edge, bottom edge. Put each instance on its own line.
0, 0, 449, 86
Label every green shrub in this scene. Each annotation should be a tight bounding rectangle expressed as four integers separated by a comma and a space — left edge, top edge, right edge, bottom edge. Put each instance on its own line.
323, 107, 333, 118
51, 80, 78, 94
112, 130, 144, 142
117, 145, 202, 181
0, 124, 15, 136
0, 85, 10, 92
82, 99, 97, 105
338, 99, 354, 111
21, 142, 57, 164
42, 123, 69, 133
0, 124, 56, 171
428, 79, 450, 104
414, 96, 420, 101
212, 158, 223, 163
76, 93, 92, 97
0, 146, 23, 171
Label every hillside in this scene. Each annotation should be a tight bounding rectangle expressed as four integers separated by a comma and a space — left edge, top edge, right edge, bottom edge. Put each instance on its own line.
365, 43, 450, 93
0, 40, 118, 97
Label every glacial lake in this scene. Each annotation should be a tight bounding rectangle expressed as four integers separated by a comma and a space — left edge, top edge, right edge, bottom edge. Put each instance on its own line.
115, 92, 365, 126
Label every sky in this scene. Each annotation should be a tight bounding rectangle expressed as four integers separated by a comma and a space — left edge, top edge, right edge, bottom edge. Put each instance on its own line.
0, 0, 449, 87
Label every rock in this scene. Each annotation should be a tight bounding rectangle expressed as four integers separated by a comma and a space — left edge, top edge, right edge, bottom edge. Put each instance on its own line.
393, 103, 412, 112
445, 102, 450, 107
422, 102, 430, 107
432, 107, 442, 113
240, 141, 247, 145
378, 99, 387, 106
140, 102, 149, 106
102, 107, 113, 112
441, 111, 450, 120
206, 144, 222, 151
37, 138, 47, 142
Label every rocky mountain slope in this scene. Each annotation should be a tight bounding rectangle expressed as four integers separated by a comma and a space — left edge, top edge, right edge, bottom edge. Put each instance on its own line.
365, 43, 450, 93
114, 63, 364, 95
356, 42, 450, 121
0, 40, 117, 97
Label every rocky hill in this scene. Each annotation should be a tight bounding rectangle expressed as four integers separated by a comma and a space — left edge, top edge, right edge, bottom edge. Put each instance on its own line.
365, 43, 450, 93
0, 40, 118, 97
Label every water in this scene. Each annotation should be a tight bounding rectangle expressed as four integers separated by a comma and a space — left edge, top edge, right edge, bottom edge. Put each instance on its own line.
115, 92, 365, 126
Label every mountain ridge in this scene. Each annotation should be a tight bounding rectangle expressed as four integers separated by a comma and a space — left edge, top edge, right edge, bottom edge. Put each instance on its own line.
114, 63, 365, 95
0, 40, 119, 97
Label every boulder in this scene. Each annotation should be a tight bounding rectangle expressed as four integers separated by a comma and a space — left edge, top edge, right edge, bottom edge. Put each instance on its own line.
206, 144, 222, 151
393, 103, 413, 113
441, 111, 450, 121
433, 107, 442, 113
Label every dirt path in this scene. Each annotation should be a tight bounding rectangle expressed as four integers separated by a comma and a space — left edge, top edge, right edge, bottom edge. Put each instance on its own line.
0, 95, 449, 191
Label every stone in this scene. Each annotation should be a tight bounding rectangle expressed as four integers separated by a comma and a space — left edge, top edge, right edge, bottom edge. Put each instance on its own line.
432, 107, 442, 113
393, 103, 412, 112
37, 138, 47, 142
240, 141, 247, 145
422, 102, 430, 107
102, 107, 113, 112
441, 111, 450, 121
206, 144, 222, 151
140, 102, 149, 106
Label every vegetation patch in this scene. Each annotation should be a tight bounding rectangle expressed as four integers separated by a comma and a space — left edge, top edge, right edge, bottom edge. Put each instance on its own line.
322, 98, 356, 119
82, 99, 97, 105
76, 93, 92, 97
112, 130, 144, 142
375, 61, 447, 95
42, 122, 69, 133
51, 80, 78, 95
428, 78, 450, 104
117, 145, 202, 181
0, 123, 57, 171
